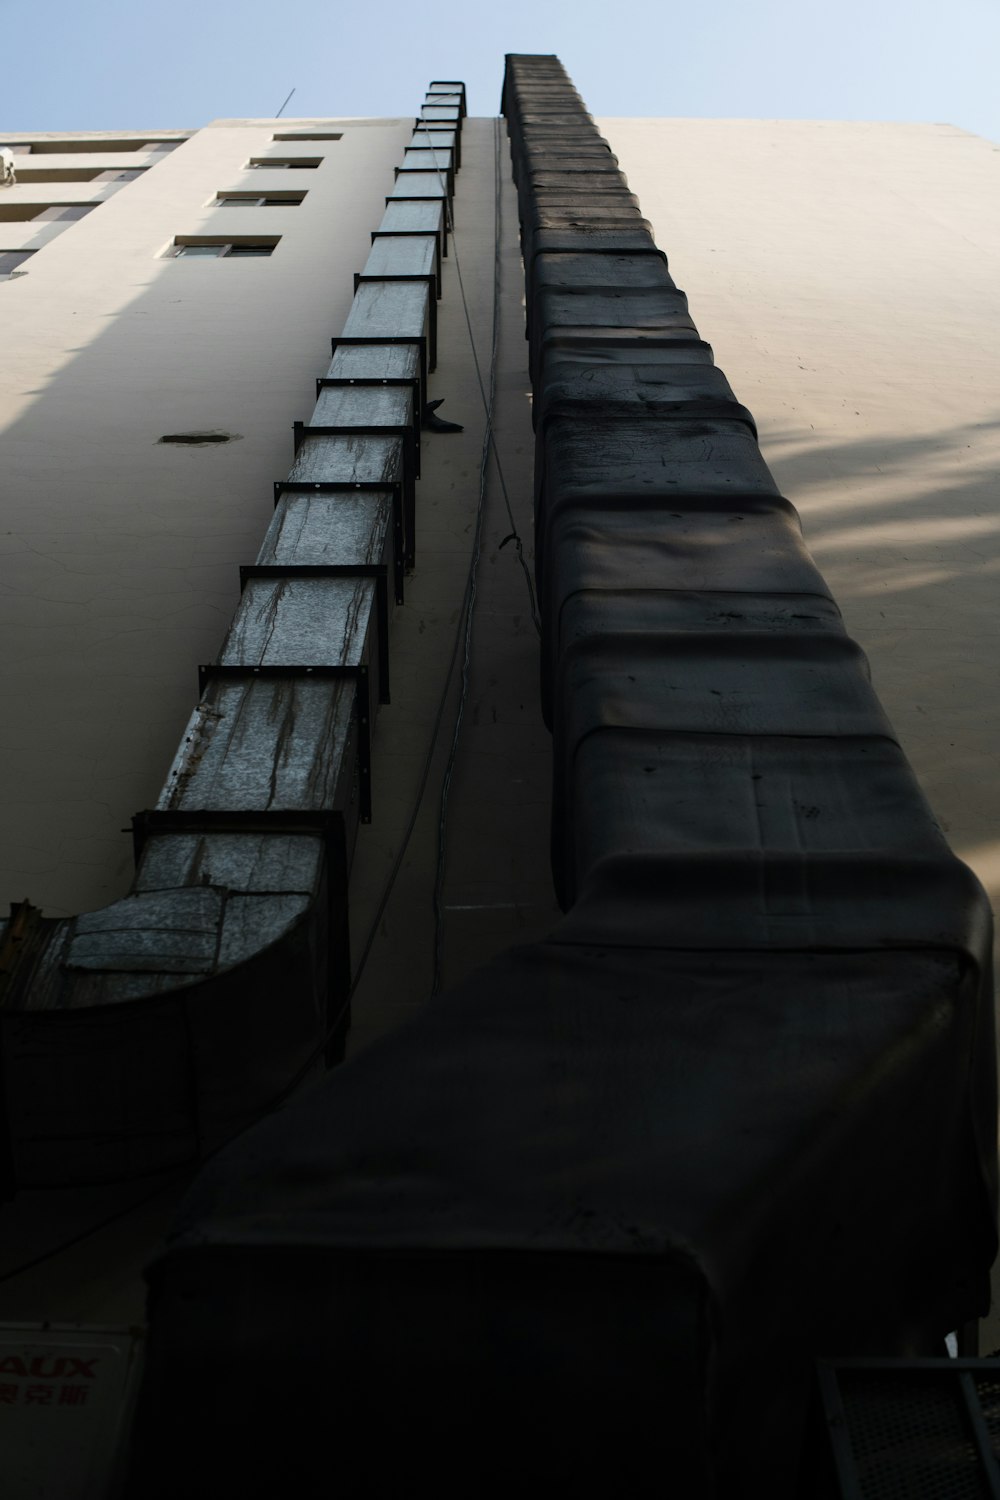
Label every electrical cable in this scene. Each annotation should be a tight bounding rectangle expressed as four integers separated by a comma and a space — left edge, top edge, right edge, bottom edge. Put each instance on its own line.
245, 113, 512, 1093
415, 119, 541, 636
430, 115, 507, 996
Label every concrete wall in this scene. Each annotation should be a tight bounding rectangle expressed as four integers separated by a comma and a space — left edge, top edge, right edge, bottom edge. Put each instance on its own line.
0, 116, 411, 915
603, 117, 1000, 963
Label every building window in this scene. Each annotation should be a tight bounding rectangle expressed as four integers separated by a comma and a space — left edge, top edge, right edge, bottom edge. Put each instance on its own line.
0, 249, 34, 275
32, 203, 99, 222
14, 138, 187, 155
271, 132, 341, 142
0, 202, 99, 223
170, 237, 279, 258
15, 167, 108, 183
215, 192, 305, 207
246, 157, 321, 170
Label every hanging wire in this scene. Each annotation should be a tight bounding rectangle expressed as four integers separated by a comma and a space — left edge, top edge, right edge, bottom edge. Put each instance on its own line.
414, 117, 542, 635
274, 87, 296, 119
251, 113, 522, 1084
429, 116, 509, 996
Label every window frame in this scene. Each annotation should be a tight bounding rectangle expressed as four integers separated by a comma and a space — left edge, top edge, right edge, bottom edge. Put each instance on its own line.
214, 191, 306, 208
246, 156, 322, 171
0, 202, 100, 223
11, 138, 187, 155
169, 236, 280, 259
31, 203, 100, 222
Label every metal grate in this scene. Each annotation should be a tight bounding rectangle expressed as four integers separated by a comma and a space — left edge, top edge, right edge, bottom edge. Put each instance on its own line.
816, 1361, 1000, 1499
842, 1373, 986, 1498
975, 1377, 1000, 1461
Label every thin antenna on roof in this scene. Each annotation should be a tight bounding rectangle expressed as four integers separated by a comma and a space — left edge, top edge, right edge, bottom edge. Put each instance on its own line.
275, 87, 296, 119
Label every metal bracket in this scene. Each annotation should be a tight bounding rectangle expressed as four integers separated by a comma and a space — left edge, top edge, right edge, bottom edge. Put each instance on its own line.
293, 417, 419, 481
330, 332, 429, 390
394, 159, 455, 199
271, 480, 406, 590
370, 225, 445, 277
239, 563, 391, 701
196, 663, 372, 823
315, 371, 419, 409
351, 274, 438, 366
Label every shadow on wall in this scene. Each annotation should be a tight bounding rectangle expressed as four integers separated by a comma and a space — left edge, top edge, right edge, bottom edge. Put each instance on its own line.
0, 158, 403, 918
762, 412, 1000, 939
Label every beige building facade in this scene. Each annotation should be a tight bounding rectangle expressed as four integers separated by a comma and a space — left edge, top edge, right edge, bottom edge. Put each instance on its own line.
1, 117, 412, 916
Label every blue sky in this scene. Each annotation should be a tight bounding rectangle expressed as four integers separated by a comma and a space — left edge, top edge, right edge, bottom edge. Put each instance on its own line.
2, 0, 998, 143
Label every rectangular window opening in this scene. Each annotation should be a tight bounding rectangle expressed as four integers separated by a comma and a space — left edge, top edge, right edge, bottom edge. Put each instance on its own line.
170, 237, 279, 258
17, 138, 187, 155
246, 157, 321, 170
272, 132, 341, 142
174, 244, 227, 257
32, 203, 99, 222
0, 202, 99, 223
215, 191, 305, 207
13, 167, 107, 183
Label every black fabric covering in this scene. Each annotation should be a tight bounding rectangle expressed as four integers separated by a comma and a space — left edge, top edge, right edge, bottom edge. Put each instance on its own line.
521, 210, 656, 273
513, 141, 619, 181
534, 416, 780, 591
532, 250, 675, 295
544, 494, 826, 601
530, 287, 699, 378
127, 937, 995, 1496
527, 226, 663, 265
529, 185, 640, 210
540, 329, 716, 372
535, 356, 750, 429
541, 413, 777, 505
524, 161, 625, 181
126, 52, 998, 1498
